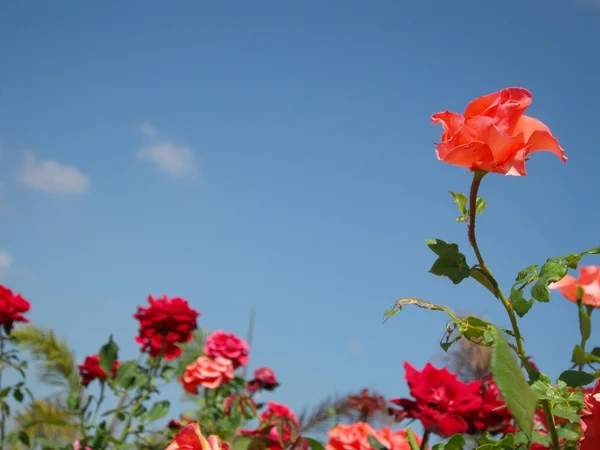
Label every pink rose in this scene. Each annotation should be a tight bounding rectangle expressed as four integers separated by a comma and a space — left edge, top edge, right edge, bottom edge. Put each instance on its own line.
248, 366, 279, 393
181, 356, 234, 393
549, 265, 600, 307
204, 331, 250, 369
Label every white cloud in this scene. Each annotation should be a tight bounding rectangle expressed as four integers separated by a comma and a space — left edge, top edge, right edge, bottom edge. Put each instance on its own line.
0, 251, 13, 270
19, 151, 90, 195
138, 122, 158, 139
137, 141, 197, 180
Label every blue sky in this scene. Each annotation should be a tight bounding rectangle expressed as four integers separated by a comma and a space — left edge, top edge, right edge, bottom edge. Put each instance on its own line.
1, 0, 600, 426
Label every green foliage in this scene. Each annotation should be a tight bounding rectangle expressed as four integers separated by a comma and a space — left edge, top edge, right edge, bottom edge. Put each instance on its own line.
146, 400, 170, 422
432, 434, 466, 450
11, 325, 81, 392
426, 239, 471, 284
490, 327, 536, 439
98, 335, 119, 377
367, 434, 389, 449
558, 370, 596, 387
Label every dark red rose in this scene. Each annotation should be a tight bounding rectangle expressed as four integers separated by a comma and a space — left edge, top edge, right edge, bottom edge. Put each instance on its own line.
167, 419, 181, 430
391, 363, 483, 437
0, 285, 30, 334
238, 402, 298, 450
247, 367, 279, 393
133, 294, 200, 360
204, 331, 249, 369
78, 355, 120, 387
468, 375, 513, 434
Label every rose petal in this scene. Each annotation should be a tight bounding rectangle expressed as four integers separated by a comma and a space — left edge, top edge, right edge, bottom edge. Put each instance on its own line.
515, 115, 567, 163
548, 275, 578, 302
431, 111, 465, 142
464, 87, 532, 134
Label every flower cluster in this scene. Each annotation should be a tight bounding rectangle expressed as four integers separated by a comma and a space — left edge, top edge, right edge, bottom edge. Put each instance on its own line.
326, 422, 419, 450
390, 363, 511, 437
77, 354, 120, 387
0, 284, 30, 334
239, 402, 299, 450
133, 294, 200, 360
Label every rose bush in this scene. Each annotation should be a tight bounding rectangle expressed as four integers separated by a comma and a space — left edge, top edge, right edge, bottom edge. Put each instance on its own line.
0, 86, 597, 450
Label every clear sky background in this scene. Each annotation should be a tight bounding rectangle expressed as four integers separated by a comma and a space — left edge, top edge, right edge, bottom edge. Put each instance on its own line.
1, 0, 600, 425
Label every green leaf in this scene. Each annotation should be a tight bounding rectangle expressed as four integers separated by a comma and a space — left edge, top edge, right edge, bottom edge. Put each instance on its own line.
367, 434, 389, 450
558, 370, 596, 388
304, 438, 325, 450
457, 316, 494, 343
511, 288, 534, 318
449, 191, 468, 215
67, 391, 80, 412
426, 239, 470, 284
553, 404, 582, 423
470, 267, 498, 296
476, 197, 487, 214
146, 400, 170, 422
490, 327, 536, 439
579, 302, 591, 341
564, 246, 600, 269
99, 335, 119, 378
431, 434, 466, 450
17, 430, 30, 446
231, 436, 253, 450
12, 389, 23, 403
557, 426, 581, 441
0, 387, 11, 399
114, 360, 139, 389
572, 345, 587, 366
531, 258, 568, 302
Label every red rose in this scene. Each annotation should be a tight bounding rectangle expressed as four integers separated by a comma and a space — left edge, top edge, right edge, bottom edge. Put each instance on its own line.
391, 363, 482, 437
181, 356, 234, 393
581, 378, 600, 450
469, 375, 512, 434
78, 355, 120, 387
238, 402, 298, 450
432, 87, 566, 176
247, 367, 279, 393
0, 285, 30, 334
133, 294, 200, 360
204, 331, 249, 369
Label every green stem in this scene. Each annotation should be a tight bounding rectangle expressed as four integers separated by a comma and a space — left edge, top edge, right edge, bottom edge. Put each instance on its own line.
467, 172, 529, 368
420, 429, 430, 450
542, 400, 561, 450
91, 382, 106, 427
467, 171, 560, 448
405, 429, 420, 450
118, 355, 162, 443
108, 390, 129, 434
577, 299, 592, 371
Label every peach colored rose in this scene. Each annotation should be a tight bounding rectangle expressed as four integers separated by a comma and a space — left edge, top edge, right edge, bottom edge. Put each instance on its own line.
376, 428, 421, 450
165, 422, 229, 450
432, 87, 566, 176
580, 379, 600, 450
549, 265, 600, 307
181, 356, 234, 393
326, 422, 378, 450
